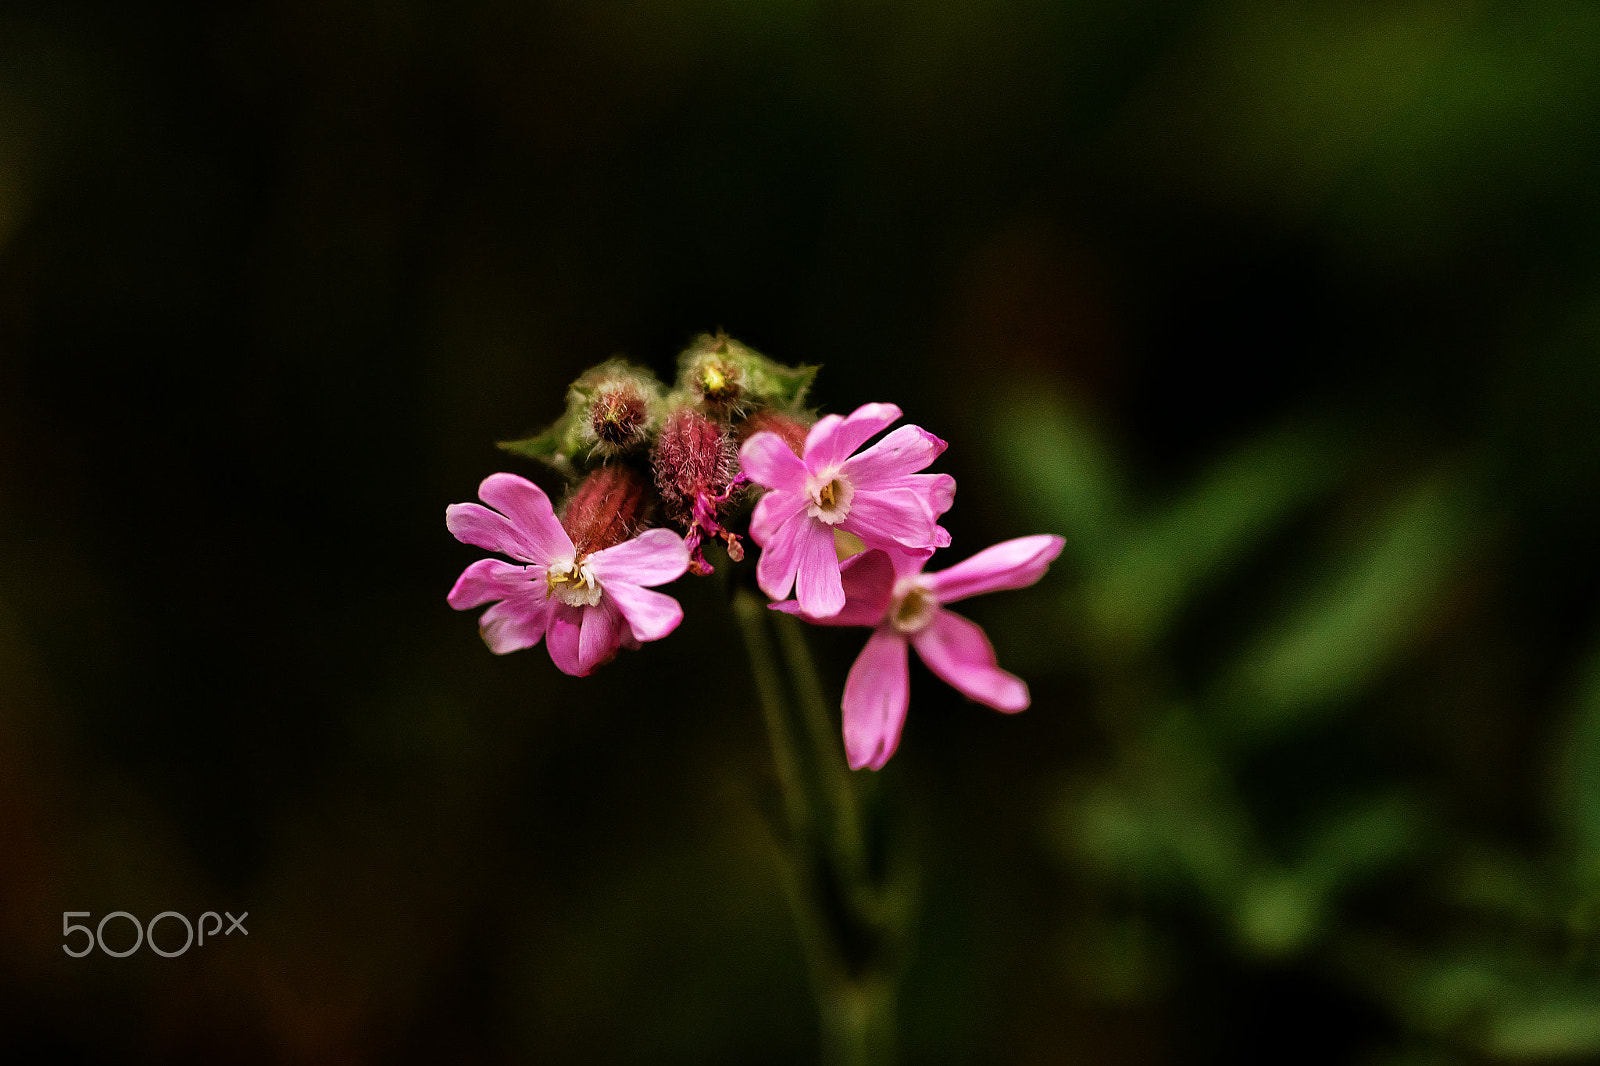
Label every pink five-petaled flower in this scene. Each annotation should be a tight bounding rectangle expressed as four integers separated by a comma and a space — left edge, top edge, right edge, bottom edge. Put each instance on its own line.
445, 473, 691, 676
741, 402, 955, 618
774, 535, 1066, 770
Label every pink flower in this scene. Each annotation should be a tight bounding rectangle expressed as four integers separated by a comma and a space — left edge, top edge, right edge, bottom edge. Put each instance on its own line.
774, 535, 1066, 770
445, 473, 691, 676
740, 402, 956, 618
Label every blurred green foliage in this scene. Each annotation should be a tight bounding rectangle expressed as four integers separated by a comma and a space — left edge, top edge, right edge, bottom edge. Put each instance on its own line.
1005, 386, 1600, 1060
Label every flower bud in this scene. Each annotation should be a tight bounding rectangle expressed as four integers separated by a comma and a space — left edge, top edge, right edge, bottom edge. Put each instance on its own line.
588, 380, 652, 451
675, 332, 817, 415
651, 407, 748, 574
560, 464, 649, 557
653, 408, 738, 523
736, 409, 810, 457
499, 359, 664, 474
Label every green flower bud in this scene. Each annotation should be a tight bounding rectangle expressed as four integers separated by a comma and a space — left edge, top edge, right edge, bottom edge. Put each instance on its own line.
674, 332, 817, 417
500, 359, 665, 474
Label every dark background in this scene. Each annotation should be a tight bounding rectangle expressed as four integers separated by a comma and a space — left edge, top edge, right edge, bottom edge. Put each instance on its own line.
4, 1, 1600, 1062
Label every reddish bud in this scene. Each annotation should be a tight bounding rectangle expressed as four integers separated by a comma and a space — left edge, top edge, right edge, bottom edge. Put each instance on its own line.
737, 409, 809, 457
651, 408, 749, 574
588, 382, 652, 451
559, 464, 648, 557
653, 409, 738, 523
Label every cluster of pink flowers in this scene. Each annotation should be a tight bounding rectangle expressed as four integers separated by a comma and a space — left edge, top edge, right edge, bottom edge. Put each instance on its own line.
446, 334, 1062, 769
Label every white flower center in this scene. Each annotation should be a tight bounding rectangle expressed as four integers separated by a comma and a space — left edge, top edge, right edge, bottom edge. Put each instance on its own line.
805, 471, 854, 525
546, 558, 602, 607
888, 578, 938, 635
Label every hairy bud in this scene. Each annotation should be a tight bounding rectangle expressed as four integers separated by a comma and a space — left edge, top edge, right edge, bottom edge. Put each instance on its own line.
500, 359, 664, 473
588, 380, 652, 450
560, 464, 649, 557
652, 408, 748, 574
654, 409, 737, 521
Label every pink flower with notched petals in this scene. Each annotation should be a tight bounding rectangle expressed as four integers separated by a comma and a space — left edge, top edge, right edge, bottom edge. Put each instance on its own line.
774, 536, 1066, 770
446, 473, 690, 676
741, 403, 956, 618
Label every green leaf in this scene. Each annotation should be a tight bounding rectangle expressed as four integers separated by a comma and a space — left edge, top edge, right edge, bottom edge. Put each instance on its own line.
498, 421, 580, 475
1290, 792, 1424, 896
991, 388, 1123, 563
1486, 1000, 1600, 1060
1082, 423, 1342, 651
1215, 472, 1476, 743
1556, 643, 1600, 871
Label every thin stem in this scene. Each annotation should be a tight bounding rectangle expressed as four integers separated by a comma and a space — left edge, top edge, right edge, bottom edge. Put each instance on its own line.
731, 583, 904, 1066
732, 587, 810, 839
773, 609, 866, 874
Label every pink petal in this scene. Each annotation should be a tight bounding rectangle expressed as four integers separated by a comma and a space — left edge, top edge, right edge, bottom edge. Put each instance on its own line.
842, 628, 911, 770
870, 472, 956, 520
476, 473, 574, 562
842, 487, 945, 550
740, 431, 811, 492
577, 600, 622, 674
804, 403, 902, 471
446, 502, 545, 563
927, 534, 1065, 604
840, 425, 947, 486
545, 604, 583, 675
447, 558, 542, 610
911, 609, 1029, 712
750, 488, 808, 548
769, 549, 895, 626
794, 519, 846, 617
477, 594, 555, 655
546, 602, 623, 676
756, 509, 811, 602
588, 528, 690, 588
883, 545, 936, 577
605, 581, 684, 643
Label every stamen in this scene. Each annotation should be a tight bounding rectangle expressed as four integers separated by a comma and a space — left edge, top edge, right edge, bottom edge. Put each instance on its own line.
806, 472, 855, 525
545, 559, 603, 607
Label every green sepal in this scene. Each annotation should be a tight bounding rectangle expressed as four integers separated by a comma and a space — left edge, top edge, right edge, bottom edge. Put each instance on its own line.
497, 358, 665, 474
676, 332, 818, 413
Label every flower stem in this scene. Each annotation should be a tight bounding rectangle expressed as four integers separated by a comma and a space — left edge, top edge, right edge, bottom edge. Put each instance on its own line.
730, 587, 911, 1066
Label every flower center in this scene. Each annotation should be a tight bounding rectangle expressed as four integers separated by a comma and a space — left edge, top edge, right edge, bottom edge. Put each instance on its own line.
889, 581, 938, 635
806, 472, 854, 525
546, 558, 602, 607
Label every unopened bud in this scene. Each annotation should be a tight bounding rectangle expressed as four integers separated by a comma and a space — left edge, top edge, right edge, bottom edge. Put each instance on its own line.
691, 353, 743, 408
500, 359, 665, 473
675, 332, 817, 414
574, 362, 662, 458
653, 408, 738, 524
651, 407, 751, 574
588, 381, 652, 450
560, 464, 648, 557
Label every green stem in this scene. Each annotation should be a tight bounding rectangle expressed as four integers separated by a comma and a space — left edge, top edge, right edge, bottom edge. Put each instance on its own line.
732, 588, 811, 839
730, 586, 905, 1066
773, 609, 866, 874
